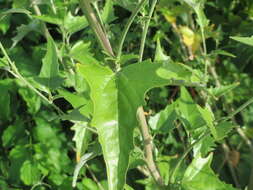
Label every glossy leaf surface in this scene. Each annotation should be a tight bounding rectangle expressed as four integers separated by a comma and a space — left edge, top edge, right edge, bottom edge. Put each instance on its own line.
77, 60, 201, 190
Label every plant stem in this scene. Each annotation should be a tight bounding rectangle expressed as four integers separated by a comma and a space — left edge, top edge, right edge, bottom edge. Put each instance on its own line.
79, 0, 114, 57
137, 0, 164, 187
137, 107, 164, 186
117, 0, 148, 61
139, 0, 157, 62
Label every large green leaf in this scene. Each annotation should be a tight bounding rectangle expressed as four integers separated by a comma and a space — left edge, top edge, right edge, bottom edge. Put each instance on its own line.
77, 60, 201, 190
182, 153, 238, 190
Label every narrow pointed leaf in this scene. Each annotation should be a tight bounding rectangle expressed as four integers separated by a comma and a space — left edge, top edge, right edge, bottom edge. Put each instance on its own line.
230, 36, 253, 47
38, 35, 63, 89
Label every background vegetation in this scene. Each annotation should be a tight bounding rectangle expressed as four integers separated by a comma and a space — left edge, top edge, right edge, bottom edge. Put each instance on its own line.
1, 0, 253, 189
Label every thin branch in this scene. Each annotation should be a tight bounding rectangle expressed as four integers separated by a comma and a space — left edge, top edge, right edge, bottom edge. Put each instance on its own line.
139, 0, 157, 62
137, 107, 164, 186
79, 0, 114, 57
117, 0, 148, 61
137, 0, 164, 187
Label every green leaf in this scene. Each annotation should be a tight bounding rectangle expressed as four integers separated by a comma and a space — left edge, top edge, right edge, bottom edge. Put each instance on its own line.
20, 160, 40, 185
182, 0, 209, 30
155, 38, 170, 62
211, 50, 236, 58
182, 153, 238, 190
0, 86, 10, 121
72, 152, 97, 188
58, 89, 93, 117
60, 107, 90, 122
115, 0, 140, 11
9, 145, 30, 183
69, 41, 97, 64
197, 105, 217, 139
71, 122, 92, 162
18, 88, 41, 114
64, 12, 88, 35
101, 0, 116, 24
81, 178, 99, 190
193, 134, 216, 157
38, 35, 63, 89
216, 121, 234, 141
178, 87, 206, 132
77, 60, 200, 190
119, 54, 139, 65
230, 36, 253, 47
148, 103, 177, 132
208, 82, 240, 98
33, 14, 63, 25
12, 20, 43, 48
2, 124, 25, 148
0, 15, 10, 34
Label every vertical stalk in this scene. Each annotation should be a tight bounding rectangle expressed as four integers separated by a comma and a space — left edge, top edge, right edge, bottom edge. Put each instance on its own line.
137, 0, 164, 187
138, 0, 157, 62
117, 0, 148, 61
79, 0, 114, 57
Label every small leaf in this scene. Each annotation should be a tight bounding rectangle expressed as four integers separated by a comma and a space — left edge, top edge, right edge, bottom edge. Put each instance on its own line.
39, 35, 63, 89
101, 0, 117, 24
211, 50, 236, 58
20, 160, 40, 185
216, 121, 234, 141
33, 14, 63, 25
18, 88, 41, 114
182, 153, 238, 190
0, 15, 10, 34
178, 87, 206, 131
60, 106, 90, 122
9, 145, 30, 183
155, 38, 170, 61
2, 124, 25, 148
0, 87, 10, 121
81, 178, 100, 190
72, 152, 97, 187
230, 36, 253, 47
197, 105, 217, 139
12, 20, 43, 48
148, 103, 177, 132
71, 122, 92, 162
64, 12, 88, 35
58, 89, 93, 117
193, 134, 216, 157
208, 82, 240, 98
69, 41, 97, 64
